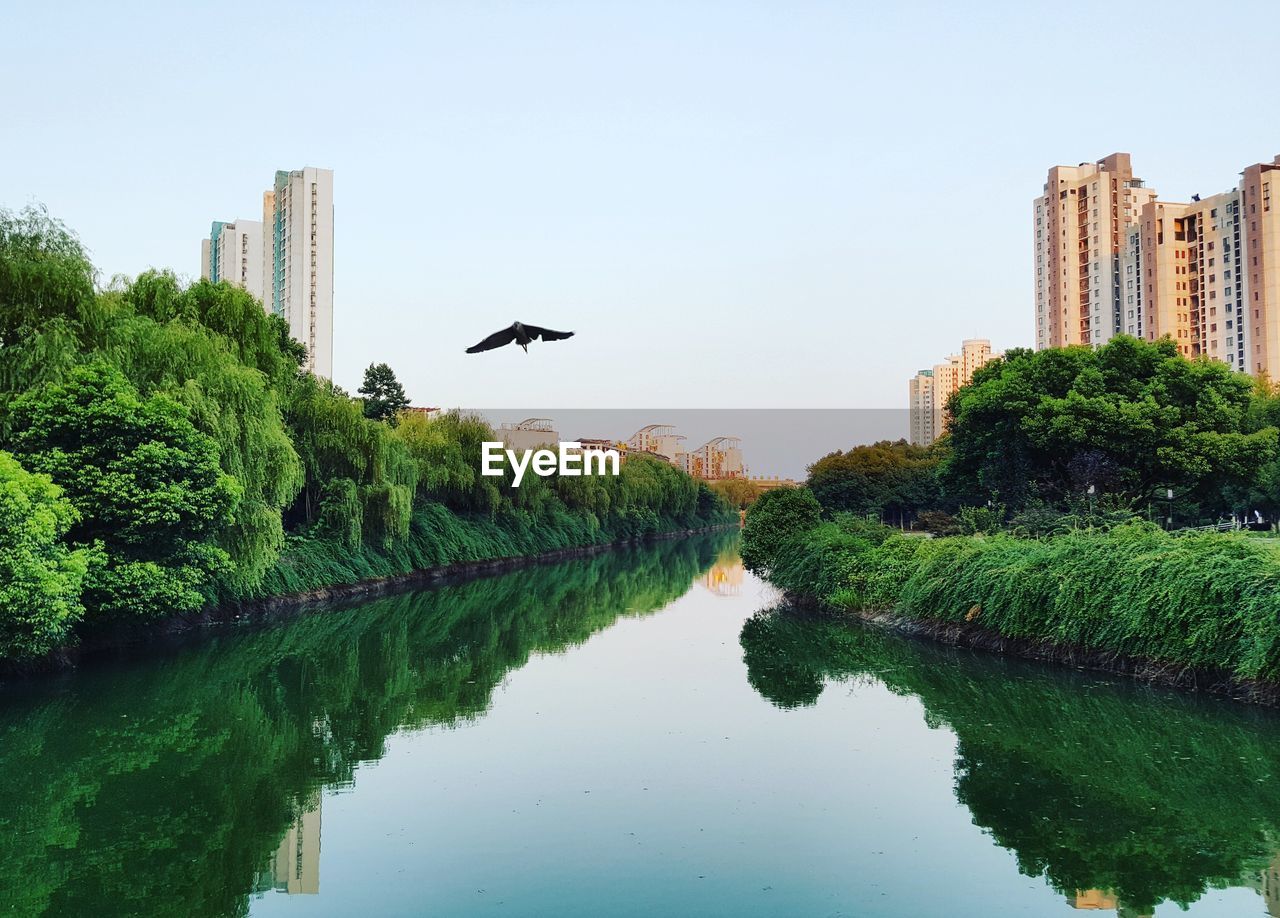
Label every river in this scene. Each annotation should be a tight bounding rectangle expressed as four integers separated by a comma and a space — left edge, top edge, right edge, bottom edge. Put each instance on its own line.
1, 531, 1279, 917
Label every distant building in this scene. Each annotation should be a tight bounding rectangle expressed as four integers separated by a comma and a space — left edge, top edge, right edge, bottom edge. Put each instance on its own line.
908, 369, 936, 445
1036, 152, 1280, 377
202, 166, 334, 379
497, 418, 560, 451
745, 475, 799, 490
200, 219, 266, 304
492, 421, 761, 481
626, 425, 686, 461
678, 437, 744, 480
908, 339, 998, 445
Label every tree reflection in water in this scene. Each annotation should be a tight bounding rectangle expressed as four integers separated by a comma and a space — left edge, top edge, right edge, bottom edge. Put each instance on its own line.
0, 532, 735, 918
740, 606, 1280, 916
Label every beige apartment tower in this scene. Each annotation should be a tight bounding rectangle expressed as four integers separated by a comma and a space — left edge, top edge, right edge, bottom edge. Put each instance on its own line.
908, 339, 998, 445
908, 370, 936, 445
1037, 153, 1280, 378
1034, 153, 1158, 349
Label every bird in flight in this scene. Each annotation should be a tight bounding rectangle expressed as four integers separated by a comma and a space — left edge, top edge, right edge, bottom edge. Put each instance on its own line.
465, 321, 575, 354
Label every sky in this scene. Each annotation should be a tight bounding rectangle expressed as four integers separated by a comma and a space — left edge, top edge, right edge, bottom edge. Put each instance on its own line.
3, 0, 1279, 410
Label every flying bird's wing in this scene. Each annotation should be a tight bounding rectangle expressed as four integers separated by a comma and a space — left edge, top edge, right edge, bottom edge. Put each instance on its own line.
524, 325, 575, 342
465, 325, 518, 353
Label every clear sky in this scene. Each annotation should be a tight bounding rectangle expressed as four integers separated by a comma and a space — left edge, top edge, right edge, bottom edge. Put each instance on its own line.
3, 0, 1277, 409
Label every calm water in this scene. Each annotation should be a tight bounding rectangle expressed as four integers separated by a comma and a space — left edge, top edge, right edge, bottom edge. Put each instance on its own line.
3, 531, 1280, 917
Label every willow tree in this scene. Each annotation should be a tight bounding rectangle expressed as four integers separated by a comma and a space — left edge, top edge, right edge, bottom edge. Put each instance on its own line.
0, 206, 98, 415
0, 215, 309, 598
286, 373, 417, 548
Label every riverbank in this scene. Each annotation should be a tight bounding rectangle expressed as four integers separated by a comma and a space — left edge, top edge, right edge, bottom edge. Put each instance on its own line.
846, 606, 1280, 707
741, 501, 1280, 705
2, 516, 738, 678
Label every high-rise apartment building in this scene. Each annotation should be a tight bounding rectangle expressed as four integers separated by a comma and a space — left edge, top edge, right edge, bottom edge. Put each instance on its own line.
1243, 159, 1280, 376
267, 167, 334, 379
908, 339, 998, 445
201, 166, 334, 379
200, 219, 266, 305
1037, 153, 1280, 377
1034, 153, 1158, 349
908, 369, 936, 446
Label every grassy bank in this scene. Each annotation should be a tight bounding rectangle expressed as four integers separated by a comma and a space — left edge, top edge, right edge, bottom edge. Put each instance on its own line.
744, 492, 1280, 684
228, 501, 736, 603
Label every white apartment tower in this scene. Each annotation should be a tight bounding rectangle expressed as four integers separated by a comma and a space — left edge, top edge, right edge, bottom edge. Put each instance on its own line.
200, 219, 266, 305
267, 167, 334, 379
202, 166, 334, 379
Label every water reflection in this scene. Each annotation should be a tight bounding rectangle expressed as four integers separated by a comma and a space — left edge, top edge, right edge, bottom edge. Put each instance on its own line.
700, 543, 744, 597
740, 607, 1280, 916
0, 532, 735, 917
256, 796, 321, 896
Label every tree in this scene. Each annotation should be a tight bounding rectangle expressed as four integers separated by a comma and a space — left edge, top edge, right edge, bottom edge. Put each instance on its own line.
0, 205, 95, 353
711, 477, 762, 510
740, 486, 822, 574
0, 451, 90, 658
358, 362, 410, 423
1, 221, 304, 598
943, 336, 1278, 518
806, 439, 943, 525
6, 363, 239, 621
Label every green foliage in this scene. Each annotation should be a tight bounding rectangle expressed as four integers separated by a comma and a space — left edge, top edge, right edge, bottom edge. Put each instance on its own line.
393, 409, 501, 513
0, 205, 734, 658
710, 477, 761, 510
7, 364, 238, 621
358, 361, 410, 423
944, 336, 1278, 514
0, 216, 305, 599
0, 451, 89, 658
806, 438, 943, 524
952, 503, 1004, 535
739, 486, 821, 573
102, 278, 305, 591
239, 482, 733, 602
1006, 496, 1141, 538
752, 505, 1280, 683
0, 205, 96, 358
283, 373, 417, 549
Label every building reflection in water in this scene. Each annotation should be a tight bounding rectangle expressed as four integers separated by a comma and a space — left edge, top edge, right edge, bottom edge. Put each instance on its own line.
257, 795, 321, 895
1066, 889, 1148, 917
701, 556, 744, 597
1069, 854, 1280, 917
1245, 853, 1280, 917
